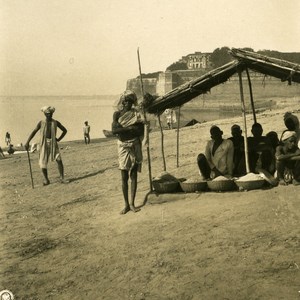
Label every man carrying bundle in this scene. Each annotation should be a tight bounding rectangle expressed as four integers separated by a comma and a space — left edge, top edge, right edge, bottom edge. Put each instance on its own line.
275, 131, 300, 186
24, 106, 68, 185
112, 90, 145, 214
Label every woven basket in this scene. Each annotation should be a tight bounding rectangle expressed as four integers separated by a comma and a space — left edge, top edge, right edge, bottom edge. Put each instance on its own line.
235, 179, 265, 191
180, 180, 207, 193
152, 181, 179, 193
207, 180, 236, 192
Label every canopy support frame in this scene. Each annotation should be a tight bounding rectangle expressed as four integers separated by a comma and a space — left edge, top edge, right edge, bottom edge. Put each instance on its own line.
238, 70, 251, 174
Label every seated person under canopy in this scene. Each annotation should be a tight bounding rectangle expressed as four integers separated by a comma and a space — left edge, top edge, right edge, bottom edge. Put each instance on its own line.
283, 112, 300, 148
197, 125, 234, 180
247, 123, 275, 174
228, 124, 245, 177
275, 131, 300, 186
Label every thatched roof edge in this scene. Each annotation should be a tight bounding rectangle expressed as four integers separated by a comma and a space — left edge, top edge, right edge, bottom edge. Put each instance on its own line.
230, 48, 300, 83
145, 60, 241, 115
144, 48, 300, 115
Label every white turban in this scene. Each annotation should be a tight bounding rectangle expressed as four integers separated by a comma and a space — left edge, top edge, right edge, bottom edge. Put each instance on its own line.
41, 106, 55, 114
281, 131, 296, 142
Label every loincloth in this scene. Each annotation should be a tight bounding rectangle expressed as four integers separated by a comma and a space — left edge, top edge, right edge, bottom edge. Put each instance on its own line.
39, 138, 61, 169
117, 138, 142, 172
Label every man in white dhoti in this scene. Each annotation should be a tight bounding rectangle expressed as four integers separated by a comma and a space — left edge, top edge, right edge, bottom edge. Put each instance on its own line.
25, 106, 68, 185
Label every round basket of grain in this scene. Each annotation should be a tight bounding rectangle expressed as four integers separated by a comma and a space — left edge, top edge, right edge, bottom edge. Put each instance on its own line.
207, 176, 237, 192
180, 178, 207, 193
152, 180, 179, 193
235, 173, 265, 191
152, 172, 179, 193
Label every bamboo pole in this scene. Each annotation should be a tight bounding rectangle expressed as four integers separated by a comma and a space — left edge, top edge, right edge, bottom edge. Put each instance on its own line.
238, 70, 250, 174
157, 114, 167, 171
26, 150, 34, 189
245, 67, 257, 123
176, 107, 181, 168
137, 48, 153, 192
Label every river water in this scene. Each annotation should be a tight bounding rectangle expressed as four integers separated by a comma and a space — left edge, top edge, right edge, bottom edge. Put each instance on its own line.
0, 95, 242, 147
0, 95, 116, 147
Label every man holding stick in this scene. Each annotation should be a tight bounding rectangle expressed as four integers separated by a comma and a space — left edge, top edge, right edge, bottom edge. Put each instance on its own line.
25, 106, 68, 185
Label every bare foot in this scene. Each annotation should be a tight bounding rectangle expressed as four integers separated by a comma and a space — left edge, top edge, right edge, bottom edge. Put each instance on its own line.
129, 205, 141, 213
43, 180, 50, 186
120, 207, 130, 215
60, 179, 70, 184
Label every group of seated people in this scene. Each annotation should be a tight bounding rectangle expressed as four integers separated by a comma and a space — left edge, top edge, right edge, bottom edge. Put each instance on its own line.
197, 112, 300, 186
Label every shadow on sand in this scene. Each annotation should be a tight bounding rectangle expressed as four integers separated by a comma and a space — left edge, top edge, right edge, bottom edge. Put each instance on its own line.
68, 166, 117, 182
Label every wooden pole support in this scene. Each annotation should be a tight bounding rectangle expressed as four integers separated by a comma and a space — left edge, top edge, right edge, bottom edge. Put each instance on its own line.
238, 70, 250, 174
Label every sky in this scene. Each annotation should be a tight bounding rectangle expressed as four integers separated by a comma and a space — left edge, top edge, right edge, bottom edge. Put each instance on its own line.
1, 0, 299, 96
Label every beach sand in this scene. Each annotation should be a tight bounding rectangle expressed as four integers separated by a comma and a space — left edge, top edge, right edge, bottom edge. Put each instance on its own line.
1, 106, 299, 299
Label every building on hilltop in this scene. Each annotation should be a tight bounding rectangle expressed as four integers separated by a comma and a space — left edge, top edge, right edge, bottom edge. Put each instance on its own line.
126, 51, 213, 96
186, 52, 212, 70
179, 52, 212, 70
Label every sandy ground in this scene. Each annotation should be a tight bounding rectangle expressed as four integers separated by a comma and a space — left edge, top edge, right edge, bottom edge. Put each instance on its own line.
1, 107, 300, 300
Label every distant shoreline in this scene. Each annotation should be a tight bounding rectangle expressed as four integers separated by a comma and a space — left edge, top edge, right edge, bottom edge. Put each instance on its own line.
0, 94, 119, 98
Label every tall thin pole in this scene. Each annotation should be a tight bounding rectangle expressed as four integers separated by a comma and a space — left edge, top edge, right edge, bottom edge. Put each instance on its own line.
245, 67, 257, 123
157, 114, 166, 171
26, 150, 34, 188
238, 70, 250, 174
137, 48, 153, 191
176, 107, 180, 168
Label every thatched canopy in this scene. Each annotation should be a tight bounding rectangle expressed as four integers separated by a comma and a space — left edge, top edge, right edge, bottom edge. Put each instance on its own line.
144, 60, 240, 115
144, 48, 300, 115
230, 48, 300, 84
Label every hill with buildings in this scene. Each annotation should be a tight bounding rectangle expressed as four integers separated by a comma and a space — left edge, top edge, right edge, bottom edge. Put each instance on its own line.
126, 48, 300, 128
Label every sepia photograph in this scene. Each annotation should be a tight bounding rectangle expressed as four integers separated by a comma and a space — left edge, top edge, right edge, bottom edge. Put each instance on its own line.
1, 0, 300, 299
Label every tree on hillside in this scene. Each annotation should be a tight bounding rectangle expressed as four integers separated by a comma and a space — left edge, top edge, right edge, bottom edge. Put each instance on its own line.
257, 50, 300, 64
210, 47, 233, 68
166, 61, 188, 71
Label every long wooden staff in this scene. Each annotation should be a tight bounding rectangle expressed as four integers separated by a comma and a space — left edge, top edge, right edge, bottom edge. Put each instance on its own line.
137, 48, 153, 192
26, 150, 34, 189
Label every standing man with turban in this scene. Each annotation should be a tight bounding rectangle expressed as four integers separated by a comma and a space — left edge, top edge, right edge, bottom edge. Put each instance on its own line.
112, 90, 145, 214
275, 131, 300, 185
25, 106, 68, 185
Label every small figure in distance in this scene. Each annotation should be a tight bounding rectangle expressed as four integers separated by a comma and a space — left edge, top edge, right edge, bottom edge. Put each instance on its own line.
7, 144, 15, 155
112, 90, 145, 214
275, 131, 300, 186
197, 125, 234, 180
83, 121, 91, 144
5, 132, 11, 146
24, 106, 68, 186
164, 109, 176, 130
